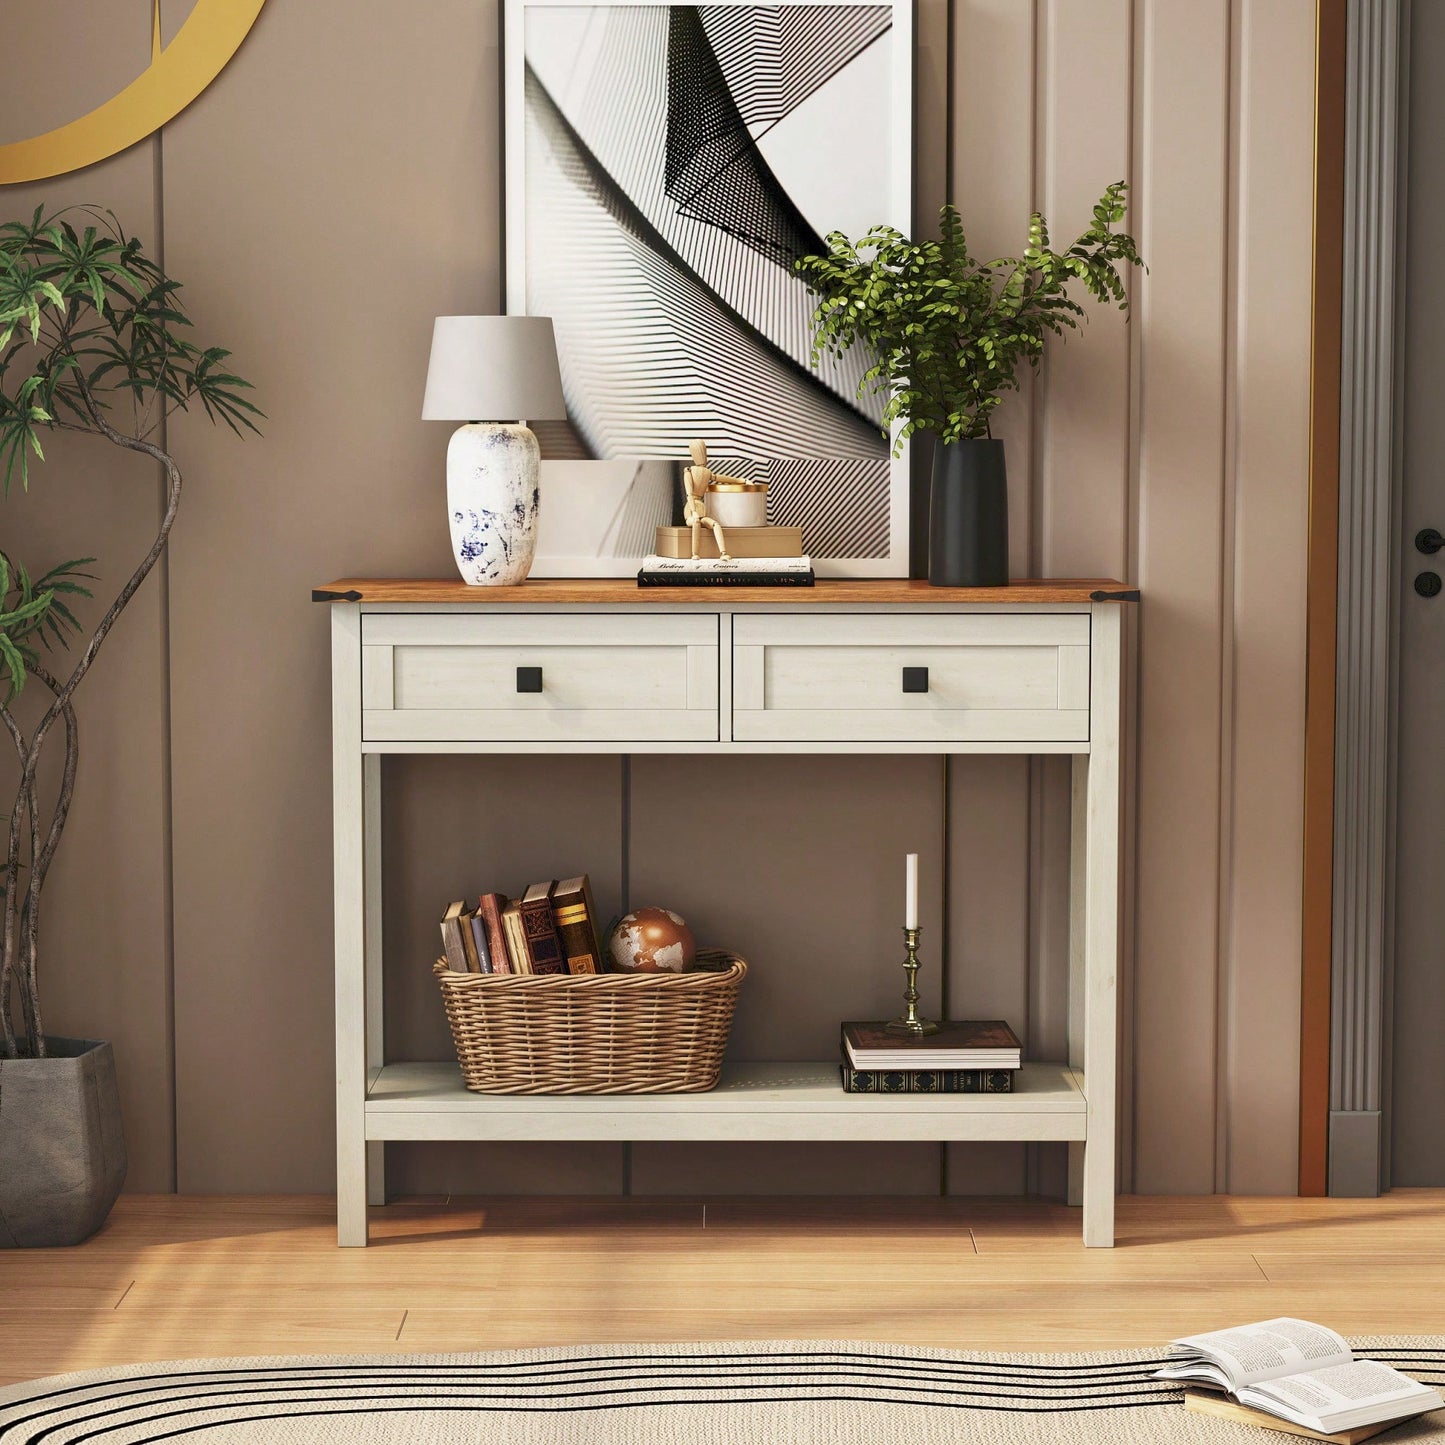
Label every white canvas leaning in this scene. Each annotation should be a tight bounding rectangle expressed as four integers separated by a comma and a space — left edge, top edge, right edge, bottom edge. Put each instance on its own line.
504, 0, 914, 577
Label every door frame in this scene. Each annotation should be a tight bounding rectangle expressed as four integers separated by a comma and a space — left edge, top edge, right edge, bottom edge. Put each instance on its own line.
1301, 0, 1409, 1197
1299, 0, 1346, 1198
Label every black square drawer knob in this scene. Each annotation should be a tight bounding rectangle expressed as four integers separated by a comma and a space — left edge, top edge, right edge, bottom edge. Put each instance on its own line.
902, 666, 929, 694
516, 666, 543, 693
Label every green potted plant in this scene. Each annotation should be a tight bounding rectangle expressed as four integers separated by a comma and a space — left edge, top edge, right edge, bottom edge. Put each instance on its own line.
0, 207, 258, 1246
797, 182, 1143, 586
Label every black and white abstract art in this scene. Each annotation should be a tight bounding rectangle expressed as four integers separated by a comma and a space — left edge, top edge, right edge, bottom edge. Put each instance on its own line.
505, 0, 912, 575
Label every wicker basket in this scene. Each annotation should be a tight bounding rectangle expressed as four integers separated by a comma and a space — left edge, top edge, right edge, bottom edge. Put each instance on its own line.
432, 951, 747, 1095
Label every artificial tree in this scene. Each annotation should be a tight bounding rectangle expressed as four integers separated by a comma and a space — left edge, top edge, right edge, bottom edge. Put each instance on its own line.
796, 181, 1145, 447
0, 206, 259, 1061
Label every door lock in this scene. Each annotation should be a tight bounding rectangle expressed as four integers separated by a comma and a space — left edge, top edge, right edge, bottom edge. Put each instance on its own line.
1415, 571, 1442, 599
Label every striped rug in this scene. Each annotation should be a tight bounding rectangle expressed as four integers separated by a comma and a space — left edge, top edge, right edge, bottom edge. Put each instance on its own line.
2, 1339, 1443, 1443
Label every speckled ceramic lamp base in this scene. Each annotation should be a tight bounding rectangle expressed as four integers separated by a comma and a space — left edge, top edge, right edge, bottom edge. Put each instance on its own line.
445, 422, 539, 585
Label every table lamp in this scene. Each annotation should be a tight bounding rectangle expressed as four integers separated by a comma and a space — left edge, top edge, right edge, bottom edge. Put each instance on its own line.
421, 315, 568, 585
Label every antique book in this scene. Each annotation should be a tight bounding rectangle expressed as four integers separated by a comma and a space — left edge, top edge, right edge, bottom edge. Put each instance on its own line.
842, 1020, 1022, 1071
519, 881, 569, 975
500, 899, 530, 975
838, 1053, 1015, 1094
551, 875, 602, 975
1157, 1319, 1442, 1438
653, 524, 803, 559
466, 911, 492, 974
476, 892, 512, 976
458, 905, 483, 973
640, 555, 813, 572
638, 566, 814, 588
439, 900, 470, 973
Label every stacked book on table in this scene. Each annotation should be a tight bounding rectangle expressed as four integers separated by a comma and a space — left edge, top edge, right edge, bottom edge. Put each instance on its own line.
639, 525, 814, 586
839, 1020, 1023, 1094
438, 875, 603, 976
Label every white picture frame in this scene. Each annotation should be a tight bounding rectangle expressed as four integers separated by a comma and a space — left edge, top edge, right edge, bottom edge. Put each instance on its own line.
504, 0, 914, 577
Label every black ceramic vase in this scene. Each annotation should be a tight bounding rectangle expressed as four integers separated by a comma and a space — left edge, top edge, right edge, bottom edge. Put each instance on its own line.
928, 437, 1009, 587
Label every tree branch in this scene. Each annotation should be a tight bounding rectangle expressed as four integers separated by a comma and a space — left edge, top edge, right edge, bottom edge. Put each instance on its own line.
4, 373, 182, 1056
0, 700, 35, 1058
24, 663, 78, 900
17, 664, 78, 1056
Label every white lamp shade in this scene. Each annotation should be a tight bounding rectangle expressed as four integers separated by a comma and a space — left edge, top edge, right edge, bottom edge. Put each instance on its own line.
421, 315, 568, 422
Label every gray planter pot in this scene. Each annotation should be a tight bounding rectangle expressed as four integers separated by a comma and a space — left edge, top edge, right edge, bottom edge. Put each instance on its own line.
0, 1037, 126, 1247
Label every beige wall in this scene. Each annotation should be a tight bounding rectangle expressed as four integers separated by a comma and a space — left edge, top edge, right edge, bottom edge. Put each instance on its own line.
0, 6, 174, 1193
2, 0, 1315, 1197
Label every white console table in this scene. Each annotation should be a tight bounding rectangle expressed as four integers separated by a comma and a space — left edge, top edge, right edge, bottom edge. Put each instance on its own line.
322, 577, 1133, 1247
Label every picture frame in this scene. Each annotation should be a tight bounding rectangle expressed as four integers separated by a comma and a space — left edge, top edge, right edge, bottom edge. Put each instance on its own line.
503, 0, 914, 577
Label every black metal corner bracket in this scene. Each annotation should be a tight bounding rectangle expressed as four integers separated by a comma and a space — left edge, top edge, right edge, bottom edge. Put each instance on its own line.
1089, 589, 1141, 603
312, 589, 364, 602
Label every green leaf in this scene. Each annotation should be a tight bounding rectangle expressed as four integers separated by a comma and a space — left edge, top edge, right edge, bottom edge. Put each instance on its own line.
0, 632, 25, 697
793, 185, 1142, 437
0, 203, 263, 474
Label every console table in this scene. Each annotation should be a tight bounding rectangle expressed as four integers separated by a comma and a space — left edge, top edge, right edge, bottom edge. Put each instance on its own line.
321, 577, 1133, 1247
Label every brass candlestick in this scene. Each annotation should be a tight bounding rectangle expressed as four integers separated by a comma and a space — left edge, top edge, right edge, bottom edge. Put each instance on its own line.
886, 925, 939, 1034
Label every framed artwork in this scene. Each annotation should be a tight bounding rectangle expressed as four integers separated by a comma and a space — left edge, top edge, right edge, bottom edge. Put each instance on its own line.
504, 0, 914, 576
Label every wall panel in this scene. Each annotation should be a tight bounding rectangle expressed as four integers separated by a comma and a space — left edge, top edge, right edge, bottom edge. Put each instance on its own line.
2, 0, 1319, 1201
1035, 0, 1134, 580
0, 11, 173, 1192
950, 0, 1040, 571
159, 0, 520, 1191
1031, 0, 1135, 1196
943, 0, 1040, 1197
1221, 0, 1314, 1194
1131, 0, 1233, 1194
628, 755, 945, 1195
946, 757, 1031, 1194
381, 755, 625, 1195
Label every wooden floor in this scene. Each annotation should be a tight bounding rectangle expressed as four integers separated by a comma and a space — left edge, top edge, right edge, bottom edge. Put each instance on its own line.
3, 1191, 1445, 1388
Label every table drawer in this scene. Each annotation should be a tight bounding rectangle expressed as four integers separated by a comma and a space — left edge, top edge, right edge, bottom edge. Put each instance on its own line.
731, 614, 1090, 743
361, 614, 719, 742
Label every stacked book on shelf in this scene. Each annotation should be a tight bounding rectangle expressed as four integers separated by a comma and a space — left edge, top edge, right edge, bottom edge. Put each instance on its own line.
438, 874, 603, 976
639, 524, 814, 586
839, 1020, 1023, 1094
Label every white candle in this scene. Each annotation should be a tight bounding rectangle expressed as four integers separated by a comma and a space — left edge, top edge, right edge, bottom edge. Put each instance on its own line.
905, 852, 918, 929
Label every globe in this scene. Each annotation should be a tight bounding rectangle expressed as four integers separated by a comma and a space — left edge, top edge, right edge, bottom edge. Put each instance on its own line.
607, 908, 697, 973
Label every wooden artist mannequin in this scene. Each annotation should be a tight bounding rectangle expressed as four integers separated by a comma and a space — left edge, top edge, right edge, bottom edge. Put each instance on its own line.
683, 440, 757, 560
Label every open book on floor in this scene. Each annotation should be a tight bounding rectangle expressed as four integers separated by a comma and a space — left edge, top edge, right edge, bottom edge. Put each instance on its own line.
1156, 1318, 1443, 1438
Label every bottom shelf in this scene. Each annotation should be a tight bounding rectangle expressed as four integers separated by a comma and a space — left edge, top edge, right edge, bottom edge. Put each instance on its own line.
363, 1060, 1087, 1143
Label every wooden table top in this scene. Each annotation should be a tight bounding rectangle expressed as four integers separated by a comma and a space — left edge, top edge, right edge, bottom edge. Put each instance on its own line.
312, 578, 1138, 605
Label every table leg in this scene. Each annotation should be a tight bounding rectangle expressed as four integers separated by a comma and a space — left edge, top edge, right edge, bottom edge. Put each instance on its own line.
333, 606, 369, 1247
1068, 753, 1088, 1210
363, 753, 386, 1208
1083, 604, 1123, 1248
